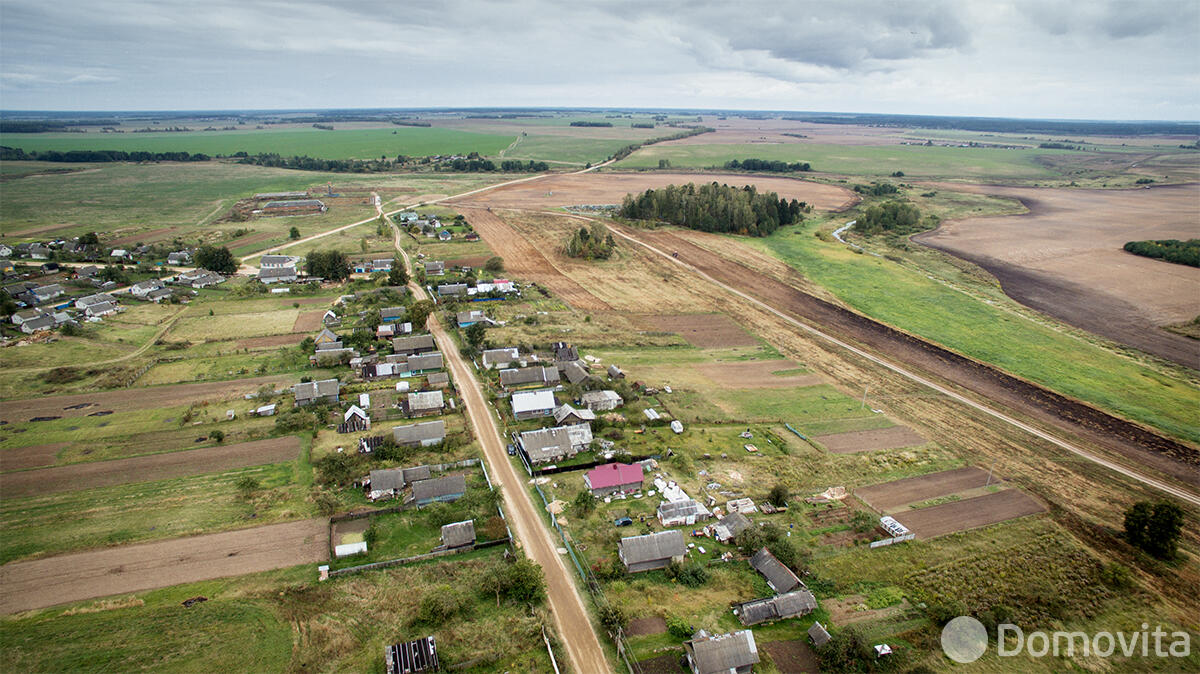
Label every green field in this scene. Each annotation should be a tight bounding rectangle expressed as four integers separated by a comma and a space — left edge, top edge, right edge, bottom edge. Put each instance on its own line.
616, 142, 1080, 179
742, 220, 1200, 445
0, 126, 514, 160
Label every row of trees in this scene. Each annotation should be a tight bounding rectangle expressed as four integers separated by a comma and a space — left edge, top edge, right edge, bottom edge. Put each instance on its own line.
1123, 239, 1199, 268
0, 147, 210, 163
442, 158, 550, 172
564, 223, 617, 260
618, 182, 806, 237
724, 158, 811, 172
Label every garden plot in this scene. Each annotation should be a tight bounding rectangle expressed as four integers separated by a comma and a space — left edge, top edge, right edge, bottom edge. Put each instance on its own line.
815, 426, 927, 454
635, 313, 759, 347
855, 466, 991, 513
170, 310, 300, 341
694, 360, 822, 389
893, 489, 1046, 538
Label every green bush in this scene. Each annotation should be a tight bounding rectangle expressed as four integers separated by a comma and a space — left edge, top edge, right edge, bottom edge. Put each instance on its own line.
666, 613, 693, 640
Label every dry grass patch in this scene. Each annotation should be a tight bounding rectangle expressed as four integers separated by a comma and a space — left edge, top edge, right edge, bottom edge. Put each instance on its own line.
171, 310, 300, 341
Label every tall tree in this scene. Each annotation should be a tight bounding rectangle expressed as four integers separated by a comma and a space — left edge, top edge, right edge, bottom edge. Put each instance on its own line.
195, 245, 237, 274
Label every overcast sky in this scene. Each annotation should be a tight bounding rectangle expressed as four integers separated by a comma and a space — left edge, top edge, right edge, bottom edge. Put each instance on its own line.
2, 0, 1197, 120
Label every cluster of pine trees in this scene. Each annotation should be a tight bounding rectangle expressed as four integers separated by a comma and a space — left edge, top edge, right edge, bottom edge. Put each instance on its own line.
565, 223, 616, 260
854, 201, 922, 235
724, 158, 811, 172
1123, 239, 1200, 267
618, 182, 805, 237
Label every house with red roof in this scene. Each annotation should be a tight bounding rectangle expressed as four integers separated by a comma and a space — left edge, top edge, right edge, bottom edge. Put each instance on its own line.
584, 463, 644, 497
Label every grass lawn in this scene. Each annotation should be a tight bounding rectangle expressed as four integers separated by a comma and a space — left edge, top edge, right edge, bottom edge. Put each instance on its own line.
170, 309, 300, 341
616, 142, 1078, 179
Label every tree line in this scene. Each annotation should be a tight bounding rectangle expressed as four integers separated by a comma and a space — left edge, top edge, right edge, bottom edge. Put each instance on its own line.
724, 158, 811, 172
441, 158, 550, 172
610, 126, 714, 162
564, 223, 616, 260
618, 182, 806, 237
854, 201, 924, 235
0, 147, 211, 163
569, 121, 613, 127
1123, 239, 1199, 267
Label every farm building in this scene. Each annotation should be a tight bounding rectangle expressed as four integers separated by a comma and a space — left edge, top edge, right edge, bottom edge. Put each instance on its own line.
437, 230, 452, 241
423, 260, 445, 276
482, 347, 520, 369
322, 310, 340, 326
499, 366, 560, 389
683, 629, 759, 674
559, 361, 591, 386
607, 364, 625, 379
437, 283, 467, 297
518, 426, 575, 464
618, 530, 686, 573
392, 420, 445, 447
85, 301, 119, 318
406, 390, 445, 417
440, 520, 476, 549
584, 463, 643, 496
255, 191, 308, 200
750, 547, 801, 593
130, 280, 164, 298
471, 280, 517, 295
367, 465, 432, 501
29, 284, 64, 304
411, 474, 467, 506
734, 588, 818, 626
110, 249, 130, 260
253, 404, 277, 417
712, 512, 752, 543
175, 269, 225, 288
259, 266, 298, 284
260, 199, 327, 215
339, 405, 370, 433
384, 637, 439, 674
657, 499, 712, 527
426, 372, 449, 388
261, 255, 299, 268
74, 293, 114, 310
511, 389, 556, 421
353, 258, 393, 273
553, 404, 596, 426
294, 379, 340, 407
380, 306, 406, 323
580, 390, 623, 412
392, 333, 436, 355
75, 265, 99, 278
808, 622, 831, 647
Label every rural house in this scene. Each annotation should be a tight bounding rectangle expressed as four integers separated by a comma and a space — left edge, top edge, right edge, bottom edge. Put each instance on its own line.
392, 420, 445, 447
259, 266, 298, 284
406, 390, 445, 417
553, 404, 596, 426
367, 465, 432, 500
130, 280, 164, 298
734, 588, 818, 626
618, 530, 686, 573
499, 366, 560, 389
30, 284, 64, 304
580, 390, 623, 412
392, 333, 436, 356
423, 260, 445, 276
85, 300, 119, 318
712, 512, 752, 543
426, 371, 449, 388
482, 347, 520, 369
74, 293, 113, 310
411, 474, 467, 506
75, 265, 100, 278
376, 322, 413, 338
380, 306, 405, 323
314, 327, 339, 345
583, 463, 643, 496
518, 426, 576, 464
658, 499, 712, 527
260, 255, 298, 268
511, 389, 556, 421
749, 547, 801, 593
294, 379, 340, 407
176, 269, 225, 288
440, 520, 476, 549
406, 351, 444, 373
456, 309, 489, 327
683, 629, 759, 674
19, 314, 55, 333
167, 251, 192, 265
560, 360, 591, 385
437, 283, 467, 297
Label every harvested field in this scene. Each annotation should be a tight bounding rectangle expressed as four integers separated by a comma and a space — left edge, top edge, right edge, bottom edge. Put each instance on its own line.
0, 374, 295, 424
0, 518, 328, 614
237, 334, 304, 349
612, 224, 1200, 487
454, 171, 857, 212
816, 426, 927, 454
856, 467, 991, 512
636, 313, 758, 347
0, 443, 66, 472
0, 437, 301, 499
292, 309, 327, 332
442, 256, 490, 269
452, 206, 611, 311
761, 639, 820, 674
626, 615, 667, 636
695, 359, 822, 388
914, 183, 1200, 368
105, 227, 175, 247
894, 489, 1046, 538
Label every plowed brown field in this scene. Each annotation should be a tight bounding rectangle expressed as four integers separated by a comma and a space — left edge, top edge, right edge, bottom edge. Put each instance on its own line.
856, 467, 991, 511
894, 489, 1046, 538
636, 313, 759, 347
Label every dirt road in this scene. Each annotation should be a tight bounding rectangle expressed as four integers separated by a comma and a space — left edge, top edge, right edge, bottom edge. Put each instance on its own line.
0, 519, 328, 614
0, 437, 301, 498
393, 226, 609, 673
603, 222, 1200, 506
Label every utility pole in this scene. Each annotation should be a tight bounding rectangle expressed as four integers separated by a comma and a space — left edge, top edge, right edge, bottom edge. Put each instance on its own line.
861, 385, 869, 410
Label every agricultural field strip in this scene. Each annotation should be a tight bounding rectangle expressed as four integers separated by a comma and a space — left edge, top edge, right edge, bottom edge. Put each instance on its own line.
0, 437, 300, 499
893, 489, 1046, 538
0, 518, 328, 614
855, 466, 992, 511
390, 221, 609, 674
592, 214, 1200, 507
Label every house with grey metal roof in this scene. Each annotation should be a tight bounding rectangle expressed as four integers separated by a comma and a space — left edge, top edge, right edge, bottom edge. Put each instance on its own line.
423, 260, 445, 275
607, 364, 625, 379
437, 283, 467, 297
481, 347, 519, 369
552, 404, 596, 426
392, 420, 445, 447
808, 621, 831, 647
683, 629, 759, 674
19, 314, 55, 333
440, 520, 476, 549
499, 366, 560, 389
713, 512, 752, 543
657, 499, 712, 527
750, 547, 801, 593
618, 530, 686, 573
85, 300, 119, 318
259, 265, 298, 284
294, 379, 340, 407
411, 474, 467, 506
518, 426, 575, 465
30, 284, 64, 303
734, 588, 818, 625
426, 371, 449, 388
392, 333, 436, 356
580, 390, 623, 411
406, 390, 444, 417
367, 465, 433, 500
560, 360, 591, 385
406, 351, 444, 373
511, 389, 556, 421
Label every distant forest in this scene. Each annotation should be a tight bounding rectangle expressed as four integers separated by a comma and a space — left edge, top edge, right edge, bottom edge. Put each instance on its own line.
724, 158, 811, 172
619, 182, 805, 237
780, 113, 1198, 137
0, 146, 210, 162
1123, 239, 1200, 267
569, 121, 613, 127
